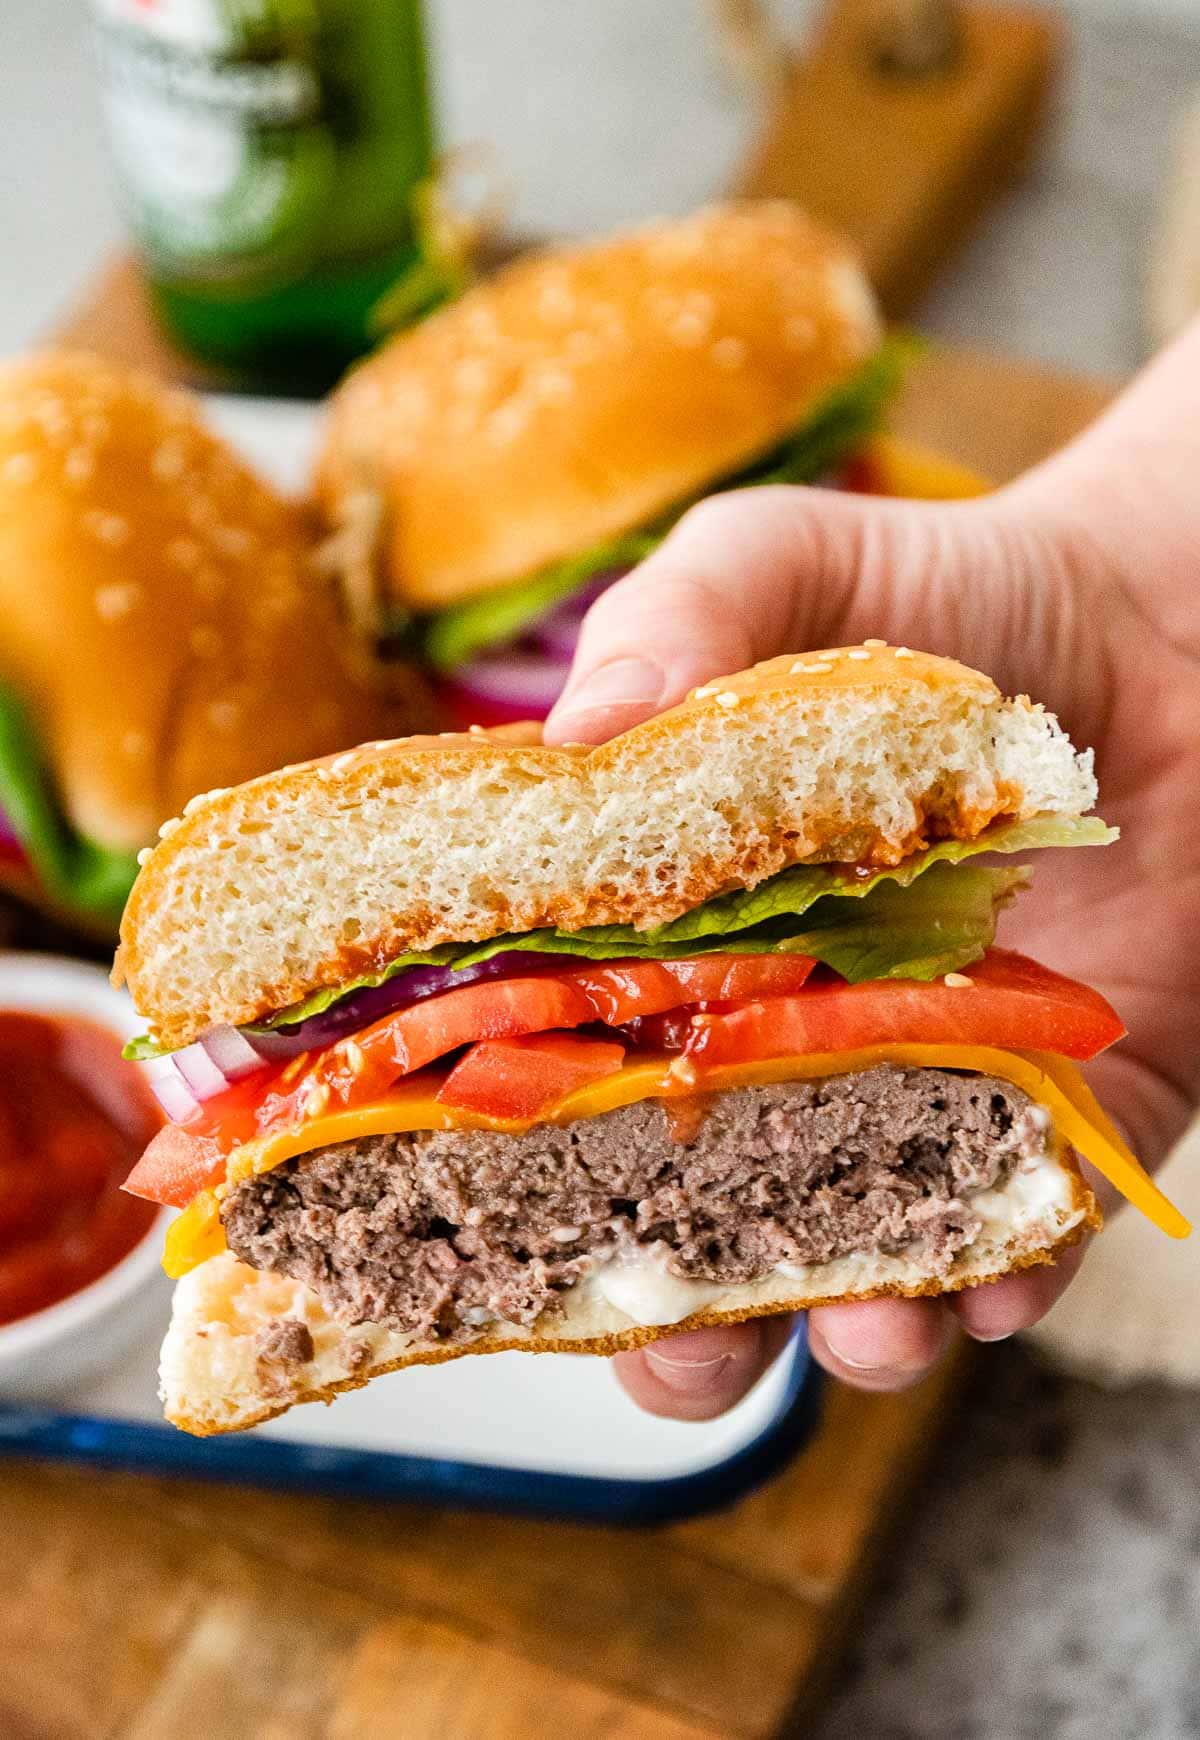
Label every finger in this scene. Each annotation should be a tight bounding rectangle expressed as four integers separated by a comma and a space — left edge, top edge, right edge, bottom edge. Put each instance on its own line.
949, 1239, 1087, 1341
544, 485, 1027, 748
807, 1295, 951, 1392
612, 1316, 795, 1421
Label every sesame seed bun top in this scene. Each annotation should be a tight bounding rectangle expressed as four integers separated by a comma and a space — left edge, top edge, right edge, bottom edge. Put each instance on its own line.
0, 351, 436, 893
314, 200, 882, 614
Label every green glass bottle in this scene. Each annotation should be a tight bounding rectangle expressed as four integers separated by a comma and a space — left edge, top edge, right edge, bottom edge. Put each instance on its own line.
92, 0, 435, 393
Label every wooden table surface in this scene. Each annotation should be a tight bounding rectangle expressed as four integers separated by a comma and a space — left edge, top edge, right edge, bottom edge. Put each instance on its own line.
0, 264, 1117, 1740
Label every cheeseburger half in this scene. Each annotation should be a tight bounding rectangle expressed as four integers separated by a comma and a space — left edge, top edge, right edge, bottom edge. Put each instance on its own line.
0, 352, 436, 934
116, 645, 1187, 1435
315, 202, 954, 725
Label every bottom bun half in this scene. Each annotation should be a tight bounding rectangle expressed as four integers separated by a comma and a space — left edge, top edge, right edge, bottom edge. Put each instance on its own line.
160, 1153, 1097, 1436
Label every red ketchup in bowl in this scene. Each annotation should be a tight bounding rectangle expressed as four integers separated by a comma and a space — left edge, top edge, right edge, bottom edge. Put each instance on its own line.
0, 1012, 160, 1326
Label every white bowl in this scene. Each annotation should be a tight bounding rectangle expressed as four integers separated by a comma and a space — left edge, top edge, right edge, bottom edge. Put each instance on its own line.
0, 953, 171, 1401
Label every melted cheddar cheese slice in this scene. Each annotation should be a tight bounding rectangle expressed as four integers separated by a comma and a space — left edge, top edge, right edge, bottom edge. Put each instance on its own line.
162, 1043, 1189, 1279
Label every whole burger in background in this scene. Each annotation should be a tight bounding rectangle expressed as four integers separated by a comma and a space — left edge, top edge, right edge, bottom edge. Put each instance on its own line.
0, 351, 437, 939
315, 200, 970, 727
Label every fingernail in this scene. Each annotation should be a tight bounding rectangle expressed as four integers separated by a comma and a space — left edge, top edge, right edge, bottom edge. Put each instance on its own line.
822, 1344, 890, 1374
553, 657, 665, 724
644, 1348, 732, 1392
970, 1329, 1016, 1344
819, 1333, 928, 1376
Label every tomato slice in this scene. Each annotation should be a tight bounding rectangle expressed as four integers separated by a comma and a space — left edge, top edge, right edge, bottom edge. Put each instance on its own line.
123, 1121, 226, 1209
685, 950, 1125, 1068
438, 1032, 627, 1122
307, 954, 817, 1109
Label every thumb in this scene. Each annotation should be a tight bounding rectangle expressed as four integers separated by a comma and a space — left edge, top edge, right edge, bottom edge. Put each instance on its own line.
544, 484, 1026, 747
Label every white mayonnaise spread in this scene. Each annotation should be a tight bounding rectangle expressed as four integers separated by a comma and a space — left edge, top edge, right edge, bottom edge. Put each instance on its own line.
588, 1260, 725, 1326
967, 1149, 1074, 1237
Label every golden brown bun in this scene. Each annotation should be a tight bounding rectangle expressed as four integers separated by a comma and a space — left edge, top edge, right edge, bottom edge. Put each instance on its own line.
117, 645, 1098, 1049
160, 1155, 1099, 1435
315, 200, 882, 613
0, 351, 438, 884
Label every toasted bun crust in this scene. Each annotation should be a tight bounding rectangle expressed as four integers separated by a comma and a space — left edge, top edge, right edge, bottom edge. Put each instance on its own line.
0, 351, 436, 873
117, 645, 1098, 1049
314, 201, 882, 612
160, 1152, 1098, 1435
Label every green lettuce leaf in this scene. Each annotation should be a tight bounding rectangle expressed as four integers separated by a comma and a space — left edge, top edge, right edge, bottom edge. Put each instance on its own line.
230, 812, 1112, 1039
423, 336, 918, 671
715, 333, 921, 492
0, 684, 141, 928
424, 531, 660, 672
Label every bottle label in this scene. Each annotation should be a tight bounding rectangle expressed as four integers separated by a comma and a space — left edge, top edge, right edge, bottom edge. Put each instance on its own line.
92, 0, 336, 280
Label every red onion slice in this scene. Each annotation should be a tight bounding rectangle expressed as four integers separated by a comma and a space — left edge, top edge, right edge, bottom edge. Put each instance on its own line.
201, 1024, 269, 1080
529, 571, 625, 662
172, 1043, 234, 1101
455, 650, 571, 710
245, 950, 580, 1060
148, 1066, 202, 1124
0, 804, 26, 867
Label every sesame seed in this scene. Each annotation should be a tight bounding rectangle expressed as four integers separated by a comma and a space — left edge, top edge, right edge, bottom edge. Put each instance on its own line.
94, 582, 140, 621
1, 451, 35, 487
63, 448, 94, 485
152, 439, 188, 482
564, 330, 599, 364
716, 690, 740, 708
487, 401, 530, 444
330, 752, 357, 775
166, 537, 201, 569
847, 649, 871, 661
693, 684, 719, 699
531, 368, 573, 405
211, 525, 253, 559
83, 510, 130, 547
468, 724, 485, 735
863, 638, 887, 648
668, 311, 710, 347
802, 661, 833, 674
895, 647, 915, 659
157, 817, 181, 839
944, 973, 974, 988
136, 847, 153, 867
207, 701, 241, 733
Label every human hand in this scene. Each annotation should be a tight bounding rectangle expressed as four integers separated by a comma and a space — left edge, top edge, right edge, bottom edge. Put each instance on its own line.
543, 320, 1200, 1419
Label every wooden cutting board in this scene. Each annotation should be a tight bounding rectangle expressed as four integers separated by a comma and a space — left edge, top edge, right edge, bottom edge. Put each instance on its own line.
0, 268, 1116, 1739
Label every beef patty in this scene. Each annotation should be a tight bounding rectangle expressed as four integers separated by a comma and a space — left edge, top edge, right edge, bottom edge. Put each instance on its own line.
222, 1067, 1051, 1342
